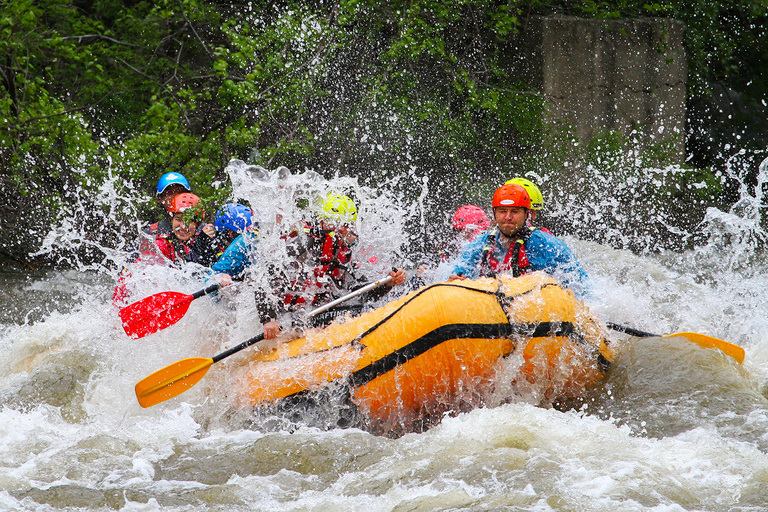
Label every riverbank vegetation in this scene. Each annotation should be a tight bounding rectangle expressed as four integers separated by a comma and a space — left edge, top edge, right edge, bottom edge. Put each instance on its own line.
1, 0, 766, 265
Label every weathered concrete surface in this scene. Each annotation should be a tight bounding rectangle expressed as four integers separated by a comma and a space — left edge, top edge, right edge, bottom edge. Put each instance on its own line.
509, 16, 687, 162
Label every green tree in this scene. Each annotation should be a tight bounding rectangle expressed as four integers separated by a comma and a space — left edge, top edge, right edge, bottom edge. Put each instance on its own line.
2, 0, 767, 265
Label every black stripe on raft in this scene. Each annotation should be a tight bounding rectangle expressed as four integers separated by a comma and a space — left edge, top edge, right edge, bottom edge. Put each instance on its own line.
275, 279, 611, 405
348, 321, 574, 389
346, 280, 550, 348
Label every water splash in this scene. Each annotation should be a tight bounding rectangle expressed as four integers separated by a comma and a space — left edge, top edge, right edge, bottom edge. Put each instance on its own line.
2, 153, 768, 509
694, 156, 768, 273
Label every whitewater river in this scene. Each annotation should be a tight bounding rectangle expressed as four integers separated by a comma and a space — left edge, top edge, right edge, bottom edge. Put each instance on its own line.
2, 165, 768, 511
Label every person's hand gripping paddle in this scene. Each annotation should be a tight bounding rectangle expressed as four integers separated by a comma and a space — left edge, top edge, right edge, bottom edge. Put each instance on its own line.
135, 275, 393, 407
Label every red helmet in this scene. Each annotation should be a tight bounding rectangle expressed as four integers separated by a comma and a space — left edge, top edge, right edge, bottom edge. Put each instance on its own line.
452, 205, 490, 231
167, 193, 200, 215
492, 184, 531, 209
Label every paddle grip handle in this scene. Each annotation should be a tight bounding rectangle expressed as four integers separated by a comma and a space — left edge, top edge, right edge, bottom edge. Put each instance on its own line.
212, 333, 266, 363
192, 283, 221, 300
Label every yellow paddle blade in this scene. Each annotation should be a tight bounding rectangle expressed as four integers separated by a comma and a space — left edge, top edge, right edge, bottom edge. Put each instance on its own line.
135, 357, 214, 408
664, 332, 745, 365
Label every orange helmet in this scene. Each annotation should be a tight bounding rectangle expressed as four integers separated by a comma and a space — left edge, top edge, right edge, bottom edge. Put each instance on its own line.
167, 193, 200, 215
492, 184, 531, 209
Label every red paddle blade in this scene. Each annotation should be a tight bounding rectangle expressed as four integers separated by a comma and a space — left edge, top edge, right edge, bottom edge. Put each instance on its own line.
119, 291, 194, 339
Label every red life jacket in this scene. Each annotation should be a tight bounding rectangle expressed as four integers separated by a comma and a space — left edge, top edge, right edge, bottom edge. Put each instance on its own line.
480, 227, 537, 278
282, 229, 352, 308
155, 233, 192, 264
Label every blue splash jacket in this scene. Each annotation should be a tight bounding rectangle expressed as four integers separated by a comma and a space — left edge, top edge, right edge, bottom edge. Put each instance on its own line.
450, 228, 592, 300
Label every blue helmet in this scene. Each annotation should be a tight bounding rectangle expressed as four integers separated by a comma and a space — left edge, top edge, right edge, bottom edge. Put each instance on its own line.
214, 203, 253, 233
156, 172, 191, 196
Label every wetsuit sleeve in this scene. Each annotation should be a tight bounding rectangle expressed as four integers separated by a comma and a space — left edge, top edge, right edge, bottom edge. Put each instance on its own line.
255, 285, 282, 324
362, 281, 391, 302
211, 234, 252, 279
188, 233, 220, 266
337, 260, 402, 303
449, 235, 487, 279
254, 234, 310, 325
407, 273, 427, 291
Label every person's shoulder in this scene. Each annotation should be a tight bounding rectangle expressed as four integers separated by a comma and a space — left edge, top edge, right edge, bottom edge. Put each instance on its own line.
230, 233, 253, 250
473, 229, 494, 246
459, 231, 488, 254
526, 228, 571, 252
527, 229, 581, 264
530, 227, 561, 243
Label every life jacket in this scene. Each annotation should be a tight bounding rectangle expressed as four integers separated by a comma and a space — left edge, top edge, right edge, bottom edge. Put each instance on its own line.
282, 228, 352, 308
154, 232, 193, 264
480, 226, 537, 278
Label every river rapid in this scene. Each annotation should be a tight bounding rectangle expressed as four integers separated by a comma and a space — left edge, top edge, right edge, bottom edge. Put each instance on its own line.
1, 163, 768, 511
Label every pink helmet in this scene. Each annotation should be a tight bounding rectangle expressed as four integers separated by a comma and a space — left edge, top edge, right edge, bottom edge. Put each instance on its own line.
452, 205, 490, 234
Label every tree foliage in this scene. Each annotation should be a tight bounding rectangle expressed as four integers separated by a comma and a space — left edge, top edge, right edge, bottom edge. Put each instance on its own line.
1, 0, 766, 263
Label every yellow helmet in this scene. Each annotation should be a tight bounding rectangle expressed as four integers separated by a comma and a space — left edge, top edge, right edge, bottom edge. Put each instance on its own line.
505, 177, 543, 210
318, 192, 357, 223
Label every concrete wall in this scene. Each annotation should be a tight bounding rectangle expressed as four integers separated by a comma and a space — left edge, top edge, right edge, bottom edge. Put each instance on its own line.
510, 16, 687, 162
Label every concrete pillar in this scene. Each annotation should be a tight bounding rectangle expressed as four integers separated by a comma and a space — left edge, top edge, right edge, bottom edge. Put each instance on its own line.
512, 16, 687, 163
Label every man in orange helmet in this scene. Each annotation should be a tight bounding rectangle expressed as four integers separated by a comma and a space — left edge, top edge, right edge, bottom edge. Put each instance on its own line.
449, 184, 590, 299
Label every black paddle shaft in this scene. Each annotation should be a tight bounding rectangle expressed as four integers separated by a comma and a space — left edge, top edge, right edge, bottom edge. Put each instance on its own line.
191, 283, 221, 300
209, 273, 392, 364
209, 296, 368, 365
212, 333, 266, 363
606, 322, 657, 338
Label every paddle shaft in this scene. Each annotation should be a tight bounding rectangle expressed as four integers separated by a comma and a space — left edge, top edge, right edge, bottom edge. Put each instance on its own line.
212, 333, 265, 363
192, 283, 221, 300
215, 275, 393, 362
607, 321, 744, 364
309, 275, 393, 317
136, 273, 396, 406
606, 322, 656, 337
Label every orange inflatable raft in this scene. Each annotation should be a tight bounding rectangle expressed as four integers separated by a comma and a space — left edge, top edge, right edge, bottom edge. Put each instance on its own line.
234, 272, 613, 436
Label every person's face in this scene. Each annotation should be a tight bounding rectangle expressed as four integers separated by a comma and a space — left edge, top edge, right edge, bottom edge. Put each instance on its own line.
455, 227, 476, 243
494, 206, 528, 237
171, 213, 197, 242
158, 185, 188, 209
222, 229, 238, 245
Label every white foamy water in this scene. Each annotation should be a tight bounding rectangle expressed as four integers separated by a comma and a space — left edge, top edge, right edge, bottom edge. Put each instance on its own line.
1, 160, 767, 511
